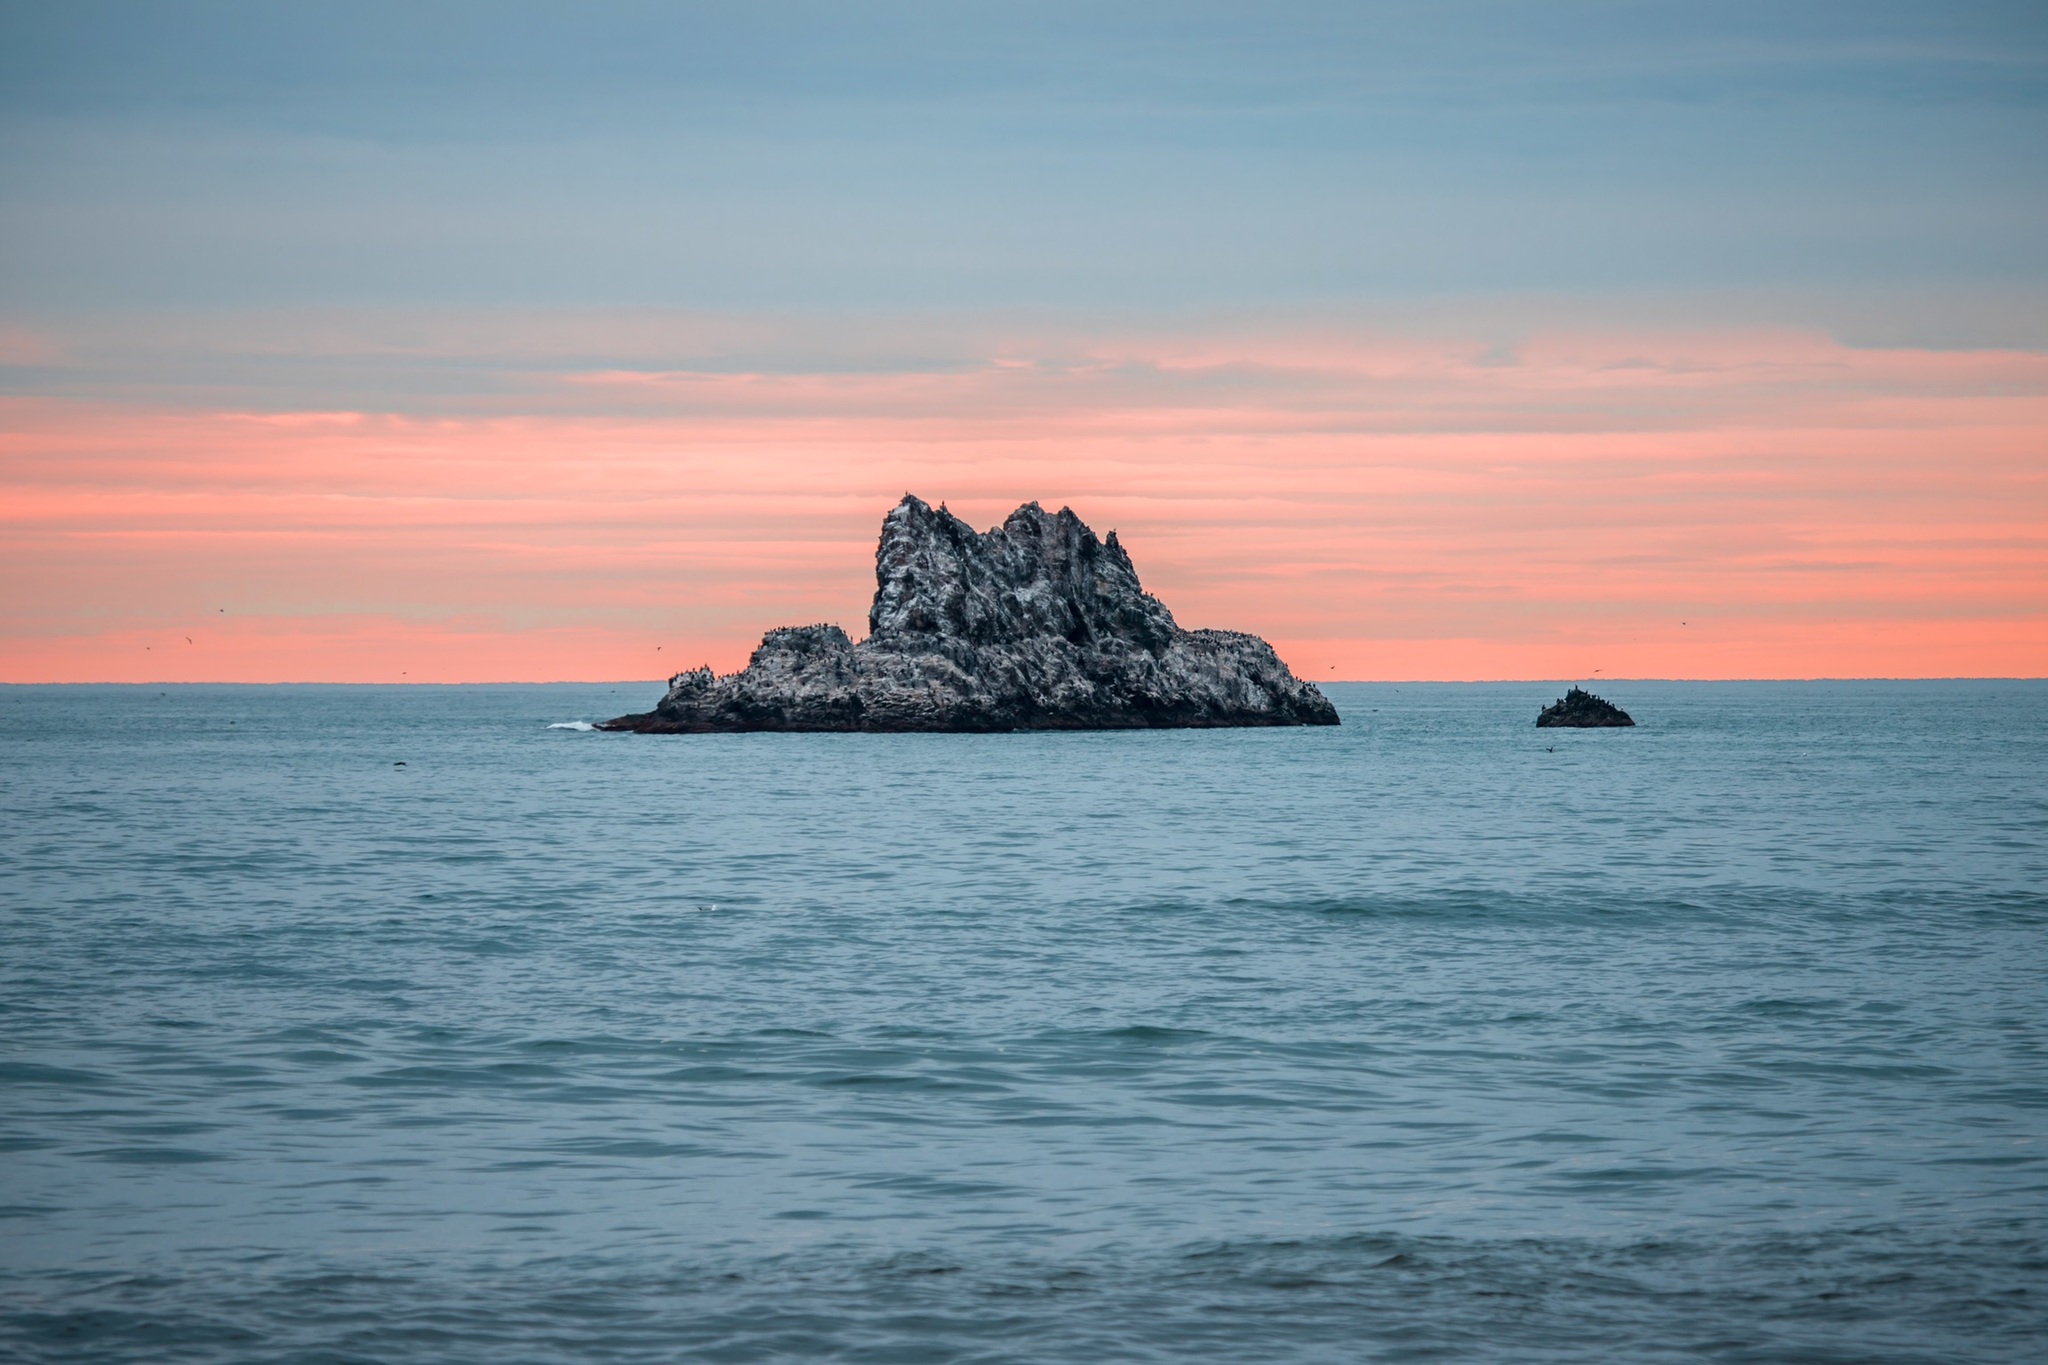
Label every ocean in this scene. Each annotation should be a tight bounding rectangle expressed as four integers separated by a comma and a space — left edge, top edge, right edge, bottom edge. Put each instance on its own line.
2, 680, 2043, 1362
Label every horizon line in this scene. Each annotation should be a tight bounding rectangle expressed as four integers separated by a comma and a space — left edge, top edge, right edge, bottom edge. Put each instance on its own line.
7, 676, 2044, 688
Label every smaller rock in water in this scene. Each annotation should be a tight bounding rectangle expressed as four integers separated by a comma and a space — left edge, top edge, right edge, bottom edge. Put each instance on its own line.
1537, 686, 1635, 728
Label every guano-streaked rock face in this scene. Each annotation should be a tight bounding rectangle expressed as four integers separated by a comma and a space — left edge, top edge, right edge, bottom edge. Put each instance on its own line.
1536, 686, 1635, 728
601, 495, 1340, 733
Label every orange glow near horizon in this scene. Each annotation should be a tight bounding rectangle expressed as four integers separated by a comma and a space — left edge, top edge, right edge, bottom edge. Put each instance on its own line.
3, 324, 2044, 683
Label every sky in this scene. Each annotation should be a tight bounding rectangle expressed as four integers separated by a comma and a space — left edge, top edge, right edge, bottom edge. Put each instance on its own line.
2, 0, 2045, 681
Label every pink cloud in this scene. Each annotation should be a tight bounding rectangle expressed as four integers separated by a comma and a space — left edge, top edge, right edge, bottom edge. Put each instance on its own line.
2, 323, 2044, 682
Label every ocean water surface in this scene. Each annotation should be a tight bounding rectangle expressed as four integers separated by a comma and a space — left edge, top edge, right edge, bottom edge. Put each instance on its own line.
1, 681, 2044, 1362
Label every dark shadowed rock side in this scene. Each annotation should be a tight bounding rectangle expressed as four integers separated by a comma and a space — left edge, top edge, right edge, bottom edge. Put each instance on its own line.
602, 495, 1340, 733
1537, 686, 1635, 728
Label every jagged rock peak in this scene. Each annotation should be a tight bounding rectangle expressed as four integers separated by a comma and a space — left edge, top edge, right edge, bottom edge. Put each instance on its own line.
601, 495, 1340, 733
868, 494, 1178, 653
1536, 685, 1635, 728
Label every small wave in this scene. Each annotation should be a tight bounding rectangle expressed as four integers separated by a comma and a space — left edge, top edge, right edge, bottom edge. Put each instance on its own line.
547, 721, 595, 731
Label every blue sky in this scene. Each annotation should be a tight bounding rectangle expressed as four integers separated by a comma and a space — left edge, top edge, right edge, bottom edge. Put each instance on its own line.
3, 1, 2044, 324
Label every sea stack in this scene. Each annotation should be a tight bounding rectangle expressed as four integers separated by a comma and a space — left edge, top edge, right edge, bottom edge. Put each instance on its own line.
602, 495, 1340, 733
1537, 686, 1635, 728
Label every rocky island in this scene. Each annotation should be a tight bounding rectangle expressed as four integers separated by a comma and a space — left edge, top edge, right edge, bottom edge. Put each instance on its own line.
602, 495, 1339, 733
1537, 686, 1635, 728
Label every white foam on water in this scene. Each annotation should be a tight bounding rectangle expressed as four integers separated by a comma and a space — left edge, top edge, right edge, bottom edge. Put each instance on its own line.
547, 721, 595, 731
